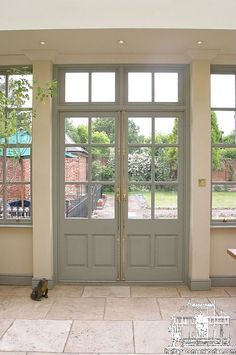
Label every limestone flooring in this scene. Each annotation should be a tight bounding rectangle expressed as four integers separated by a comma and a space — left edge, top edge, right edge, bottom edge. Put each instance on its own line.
0, 285, 235, 354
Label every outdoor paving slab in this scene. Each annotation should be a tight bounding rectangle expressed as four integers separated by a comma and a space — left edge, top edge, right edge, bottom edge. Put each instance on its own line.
105, 297, 161, 320
0, 320, 72, 352
49, 285, 84, 298
65, 320, 134, 353
83, 285, 130, 297
0, 319, 14, 337
208, 297, 236, 320
0, 296, 54, 319
134, 320, 171, 353
177, 286, 229, 298
45, 297, 105, 320
157, 297, 209, 320
131, 286, 179, 298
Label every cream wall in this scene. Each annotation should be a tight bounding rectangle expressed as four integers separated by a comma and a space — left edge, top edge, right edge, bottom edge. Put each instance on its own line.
211, 229, 236, 277
0, 227, 32, 275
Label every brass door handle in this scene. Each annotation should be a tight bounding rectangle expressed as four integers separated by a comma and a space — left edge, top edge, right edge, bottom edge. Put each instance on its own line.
116, 189, 120, 203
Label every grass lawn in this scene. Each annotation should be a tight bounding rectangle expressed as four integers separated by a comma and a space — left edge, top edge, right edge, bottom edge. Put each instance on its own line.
212, 191, 236, 208
130, 191, 177, 208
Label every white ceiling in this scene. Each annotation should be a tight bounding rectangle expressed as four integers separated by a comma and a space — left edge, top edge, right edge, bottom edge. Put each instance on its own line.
1, 28, 236, 63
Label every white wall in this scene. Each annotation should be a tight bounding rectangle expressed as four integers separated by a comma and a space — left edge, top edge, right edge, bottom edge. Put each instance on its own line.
0, 0, 236, 31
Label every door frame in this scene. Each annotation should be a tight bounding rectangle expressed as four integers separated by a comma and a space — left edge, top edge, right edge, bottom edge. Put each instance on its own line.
52, 64, 190, 284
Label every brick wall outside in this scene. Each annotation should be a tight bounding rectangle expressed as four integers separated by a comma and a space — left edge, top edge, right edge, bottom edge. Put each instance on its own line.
212, 159, 236, 182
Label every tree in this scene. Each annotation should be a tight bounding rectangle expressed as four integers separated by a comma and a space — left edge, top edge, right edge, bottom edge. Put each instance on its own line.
0, 68, 57, 215
211, 111, 223, 170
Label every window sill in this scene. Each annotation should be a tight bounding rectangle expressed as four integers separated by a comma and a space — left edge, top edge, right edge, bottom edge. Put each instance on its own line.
211, 224, 236, 229
0, 224, 32, 228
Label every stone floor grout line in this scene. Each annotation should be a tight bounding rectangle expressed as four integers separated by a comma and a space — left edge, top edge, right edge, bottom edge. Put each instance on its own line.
224, 287, 232, 297
103, 297, 107, 320
132, 320, 136, 354
62, 319, 74, 353
155, 298, 163, 320
176, 286, 182, 297
81, 285, 85, 297
0, 318, 15, 340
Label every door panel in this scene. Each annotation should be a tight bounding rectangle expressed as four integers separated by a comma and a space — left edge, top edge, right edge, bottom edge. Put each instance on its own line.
58, 111, 184, 282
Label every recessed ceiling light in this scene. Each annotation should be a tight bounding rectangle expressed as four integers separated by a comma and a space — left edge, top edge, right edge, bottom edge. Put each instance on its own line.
197, 40, 203, 45
118, 40, 125, 45
40, 41, 46, 45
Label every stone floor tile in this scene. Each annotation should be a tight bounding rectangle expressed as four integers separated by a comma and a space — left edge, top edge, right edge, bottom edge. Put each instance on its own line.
45, 297, 105, 320
105, 297, 161, 320
224, 286, 236, 297
65, 320, 134, 353
208, 297, 236, 319
27, 353, 98, 355
0, 286, 31, 297
0, 296, 54, 319
158, 297, 209, 320
0, 319, 72, 352
134, 320, 171, 353
0, 352, 26, 355
83, 285, 130, 297
231, 320, 236, 345
0, 319, 14, 337
131, 286, 179, 298
178, 286, 229, 298
49, 285, 84, 298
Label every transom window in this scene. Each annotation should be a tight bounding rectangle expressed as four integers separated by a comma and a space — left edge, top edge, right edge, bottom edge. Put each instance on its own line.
211, 68, 236, 224
0, 68, 32, 224
64, 71, 116, 103
59, 66, 185, 105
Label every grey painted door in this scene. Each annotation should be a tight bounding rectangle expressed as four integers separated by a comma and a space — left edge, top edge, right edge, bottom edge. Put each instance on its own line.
58, 111, 185, 282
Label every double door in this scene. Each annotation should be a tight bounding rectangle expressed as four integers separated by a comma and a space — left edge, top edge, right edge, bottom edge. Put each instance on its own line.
58, 111, 185, 282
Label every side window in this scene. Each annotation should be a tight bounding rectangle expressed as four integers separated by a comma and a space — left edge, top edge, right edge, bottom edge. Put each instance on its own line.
211, 72, 236, 224
0, 69, 32, 224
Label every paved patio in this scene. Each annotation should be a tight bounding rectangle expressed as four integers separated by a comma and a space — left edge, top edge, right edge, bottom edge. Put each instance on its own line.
0, 284, 235, 354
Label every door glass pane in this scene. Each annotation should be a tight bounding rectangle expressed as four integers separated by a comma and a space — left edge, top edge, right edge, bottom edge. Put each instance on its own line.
8, 75, 33, 108
65, 184, 88, 218
0, 158, 3, 181
155, 148, 178, 181
6, 155, 31, 182
155, 117, 178, 143
91, 72, 115, 102
212, 148, 236, 182
6, 184, 31, 219
128, 147, 151, 182
0, 75, 5, 93
65, 117, 88, 144
65, 148, 88, 182
91, 147, 115, 181
128, 185, 151, 219
65, 73, 89, 102
155, 185, 177, 219
154, 73, 178, 102
91, 117, 115, 144
128, 72, 152, 102
212, 184, 236, 220
92, 184, 115, 219
128, 117, 152, 143
0, 185, 3, 219
211, 111, 236, 144
211, 74, 235, 108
